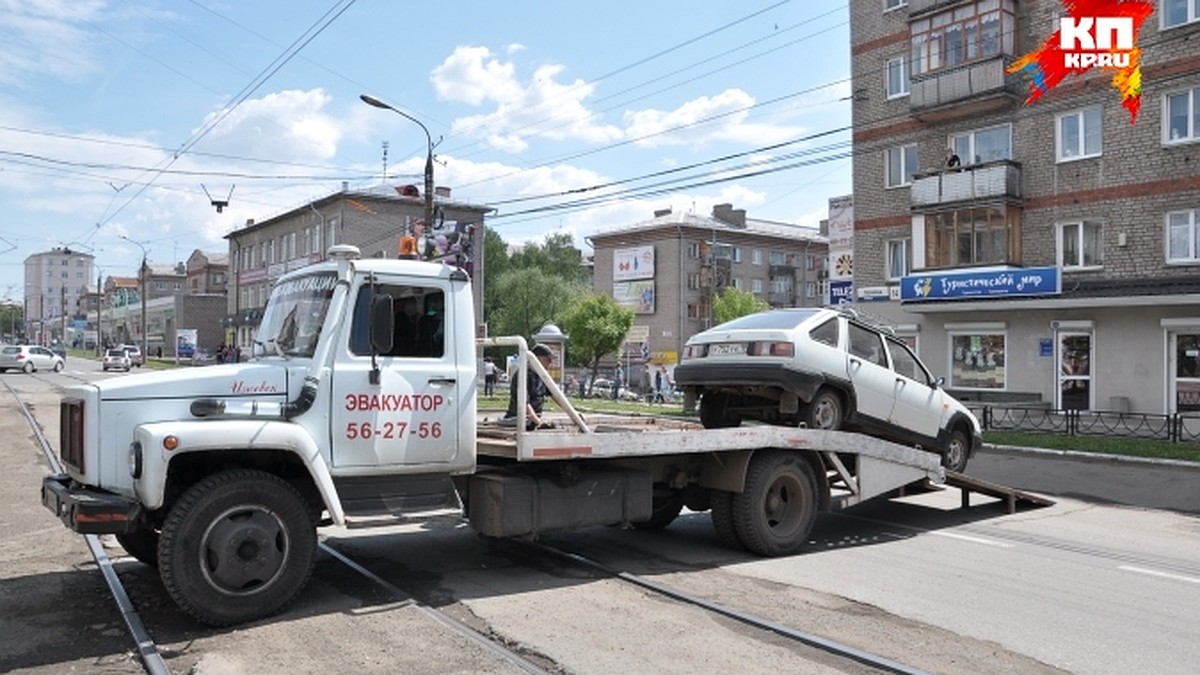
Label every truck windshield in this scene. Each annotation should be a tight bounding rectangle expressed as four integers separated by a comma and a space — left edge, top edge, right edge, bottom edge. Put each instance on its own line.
254, 272, 337, 358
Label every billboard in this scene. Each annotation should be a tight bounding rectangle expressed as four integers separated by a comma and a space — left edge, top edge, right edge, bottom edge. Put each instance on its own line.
613, 280, 655, 314
613, 246, 655, 282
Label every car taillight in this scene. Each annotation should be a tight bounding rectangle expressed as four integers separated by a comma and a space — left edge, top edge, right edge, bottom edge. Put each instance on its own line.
748, 342, 794, 357
16, 354, 25, 360
683, 345, 708, 359
59, 398, 85, 472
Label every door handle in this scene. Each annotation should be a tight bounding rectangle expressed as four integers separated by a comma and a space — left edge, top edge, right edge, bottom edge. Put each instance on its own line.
428, 377, 456, 385
895, 378, 905, 385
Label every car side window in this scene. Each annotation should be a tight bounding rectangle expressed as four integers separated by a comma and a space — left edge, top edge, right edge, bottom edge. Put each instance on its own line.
848, 323, 888, 367
809, 318, 839, 348
887, 338, 931, 385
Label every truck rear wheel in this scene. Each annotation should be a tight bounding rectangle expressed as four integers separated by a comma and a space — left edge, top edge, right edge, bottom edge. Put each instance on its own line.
116, 529, 160, 567
159, 469, 316, 626
633, 486, 684, 530
709, 489, 744, 551
731, 451, 817, 556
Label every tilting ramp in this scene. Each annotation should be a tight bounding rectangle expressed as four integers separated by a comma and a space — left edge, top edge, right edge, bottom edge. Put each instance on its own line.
943, 471, 1055, 513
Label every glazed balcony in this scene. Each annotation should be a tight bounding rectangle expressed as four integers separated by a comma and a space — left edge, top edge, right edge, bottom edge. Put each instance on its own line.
909, 57, 1019, 121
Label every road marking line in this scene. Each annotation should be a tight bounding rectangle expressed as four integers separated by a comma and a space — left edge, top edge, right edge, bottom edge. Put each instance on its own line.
930, 531, 1014, 548
1118, 565, 1200, 585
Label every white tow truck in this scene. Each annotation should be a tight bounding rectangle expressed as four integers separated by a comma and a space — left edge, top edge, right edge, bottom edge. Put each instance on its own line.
43, 245, 949, 627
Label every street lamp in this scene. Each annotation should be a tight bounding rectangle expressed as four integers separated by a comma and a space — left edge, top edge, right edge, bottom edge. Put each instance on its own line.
121, 235, 149, 365
360, 93, 435, 246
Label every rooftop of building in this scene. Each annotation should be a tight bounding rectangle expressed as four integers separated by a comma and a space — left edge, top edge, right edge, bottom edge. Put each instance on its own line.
588, 204, 827, 244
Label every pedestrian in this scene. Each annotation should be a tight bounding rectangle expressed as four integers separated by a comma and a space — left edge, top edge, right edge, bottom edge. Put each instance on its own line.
612, 369, 622, 400
654, 368, 664, 404
506, 344, 554, 430
483, 356, 497, 397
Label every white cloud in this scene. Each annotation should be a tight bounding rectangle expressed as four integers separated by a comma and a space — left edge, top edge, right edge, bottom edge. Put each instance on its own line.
505, 43, 526, 55
0, 0, 109, 86
431, 46, 621, 153
196, 89, 342, 162
624, 88, 805, 148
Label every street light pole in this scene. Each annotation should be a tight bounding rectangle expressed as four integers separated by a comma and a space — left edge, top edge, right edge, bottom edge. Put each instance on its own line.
360, 94, 435, 235
121, 236, 149, 364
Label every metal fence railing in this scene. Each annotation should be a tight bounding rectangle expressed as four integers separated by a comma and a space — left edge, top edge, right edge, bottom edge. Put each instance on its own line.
970, 405, 1200, 444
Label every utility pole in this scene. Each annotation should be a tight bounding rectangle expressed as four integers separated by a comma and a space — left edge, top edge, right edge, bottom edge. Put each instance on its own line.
122, 235, 150, 364
60, 286, 66, 348
95, 269, 103, 356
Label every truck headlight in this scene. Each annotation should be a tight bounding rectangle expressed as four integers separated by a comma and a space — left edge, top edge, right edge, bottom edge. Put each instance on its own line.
129, 441, 143, 479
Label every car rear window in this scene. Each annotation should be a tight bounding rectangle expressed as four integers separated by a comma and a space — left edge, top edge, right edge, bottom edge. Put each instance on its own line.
1, 347, 19, 355
107, 349, 126, 357
710, 309, 819, 332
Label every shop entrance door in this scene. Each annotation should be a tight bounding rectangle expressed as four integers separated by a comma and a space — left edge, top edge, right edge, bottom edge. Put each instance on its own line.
1056, 332, 1092, 410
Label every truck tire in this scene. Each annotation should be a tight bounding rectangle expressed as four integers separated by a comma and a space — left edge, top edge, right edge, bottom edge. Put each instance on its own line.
804, 388, 843, 431
116, 529, 160, 567
731, 451, 818, 557
699, 392, 740, 429
942, 428, 969, 473
708, 489, 744, 551
159, 469, 316, 627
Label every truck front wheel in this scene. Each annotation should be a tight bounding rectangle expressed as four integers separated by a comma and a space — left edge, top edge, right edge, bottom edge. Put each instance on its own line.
731, 451, 817, 556
159, 469, 316, 626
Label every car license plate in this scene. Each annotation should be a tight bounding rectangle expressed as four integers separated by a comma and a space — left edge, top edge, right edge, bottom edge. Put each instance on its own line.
709, 342, 745, 356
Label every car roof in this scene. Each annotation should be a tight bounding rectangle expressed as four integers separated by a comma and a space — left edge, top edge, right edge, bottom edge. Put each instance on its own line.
708, 308, 825, 332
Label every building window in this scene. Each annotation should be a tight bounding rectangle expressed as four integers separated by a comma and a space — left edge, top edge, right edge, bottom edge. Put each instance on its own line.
1165, 86, 1200, 143
885, 144, 918, 188
752, 249, 763, 265
752, 279, 763, 293
731, 247, 742, 263
886, 57, 910, 98
910, 1, 1013, 76
950, 124, 1011, 164
688, 242, 701, 259
328, 219, 338, 247
687, 273, 700, 290
951, 333, 1006, 389
1058, 221, 1104, 269
1164, 0, 1199, 28
1167, 209, 1200, 263
805, 281, 816, 298
1057, 107, 1103, 161
884, 0, 907, 10
771, 278, 790, 293
805, 254, 816, 270
924, 206, 1021, 269
769, 250, 786, 265
886, 238, 911, 279
732, 278, 742, 290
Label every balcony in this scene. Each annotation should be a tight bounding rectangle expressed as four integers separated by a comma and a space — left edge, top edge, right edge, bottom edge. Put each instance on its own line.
768, 264, 795, 276
910, 160, 1021, 209
907, 0, 968, 17
909, 57, 1019, 121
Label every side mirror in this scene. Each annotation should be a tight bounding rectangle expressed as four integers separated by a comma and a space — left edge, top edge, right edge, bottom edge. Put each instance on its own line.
370, 295, 394, 354
935, 376, 945, 388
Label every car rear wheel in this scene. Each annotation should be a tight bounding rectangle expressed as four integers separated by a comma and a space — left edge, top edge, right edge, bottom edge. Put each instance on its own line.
699, 392, 741, 429
804, 388, 843, 430
22, 362, 33, 373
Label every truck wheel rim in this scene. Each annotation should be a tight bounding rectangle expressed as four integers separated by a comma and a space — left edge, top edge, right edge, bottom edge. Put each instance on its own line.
199, 505, 290, 595
763, 473, 804, 535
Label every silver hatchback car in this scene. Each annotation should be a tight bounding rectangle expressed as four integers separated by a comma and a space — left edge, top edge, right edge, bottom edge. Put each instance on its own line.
0, 345, 66, 374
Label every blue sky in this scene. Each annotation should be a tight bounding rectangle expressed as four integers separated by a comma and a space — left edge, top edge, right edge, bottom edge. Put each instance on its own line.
0, 0, 852, 300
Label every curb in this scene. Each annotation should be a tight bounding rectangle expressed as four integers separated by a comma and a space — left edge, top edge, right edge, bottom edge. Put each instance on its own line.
983, 443, 1200, 468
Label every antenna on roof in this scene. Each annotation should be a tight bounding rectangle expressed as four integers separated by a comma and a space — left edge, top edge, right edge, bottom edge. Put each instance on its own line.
202, 184, 235, 213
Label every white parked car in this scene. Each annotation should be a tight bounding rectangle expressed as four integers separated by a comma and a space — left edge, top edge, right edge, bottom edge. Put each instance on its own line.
102, 348, 132, 372
674, 307, 981, 472
0, 345, 66, 374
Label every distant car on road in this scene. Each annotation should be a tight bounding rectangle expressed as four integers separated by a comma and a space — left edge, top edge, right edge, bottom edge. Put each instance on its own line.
102, 348, 132, 372
121, 344, 144, 367
0, 345, 66, 374
674, 307, 982, 472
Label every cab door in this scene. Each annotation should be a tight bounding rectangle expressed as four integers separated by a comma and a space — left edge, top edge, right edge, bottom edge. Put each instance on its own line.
331, 279, 460, 468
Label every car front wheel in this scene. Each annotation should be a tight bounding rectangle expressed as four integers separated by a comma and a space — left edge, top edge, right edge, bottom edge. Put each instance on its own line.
53, 361, 64, 372
942, 428, 969, 473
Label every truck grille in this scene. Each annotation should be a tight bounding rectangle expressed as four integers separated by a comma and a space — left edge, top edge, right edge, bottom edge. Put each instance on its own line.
60, 398, 85, 472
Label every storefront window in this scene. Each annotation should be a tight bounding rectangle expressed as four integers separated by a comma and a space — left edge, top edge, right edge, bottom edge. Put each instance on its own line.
950, 333, 1005, 388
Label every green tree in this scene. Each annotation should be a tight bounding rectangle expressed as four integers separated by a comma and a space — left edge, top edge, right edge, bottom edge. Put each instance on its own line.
481, 227, 510, 328
559, 294, 634, 396
489, 268, 586, 343
712, 286, 768, 325
510, 232, 587, 284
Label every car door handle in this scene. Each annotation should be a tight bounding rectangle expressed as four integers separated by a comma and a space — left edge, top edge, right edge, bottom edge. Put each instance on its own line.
428, 377, 456, 385
895, 378, 906, 385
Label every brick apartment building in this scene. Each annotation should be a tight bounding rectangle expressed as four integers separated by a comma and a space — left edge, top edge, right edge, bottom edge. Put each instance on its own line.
587, 204, 829, 371
849, 0, 1200, 413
